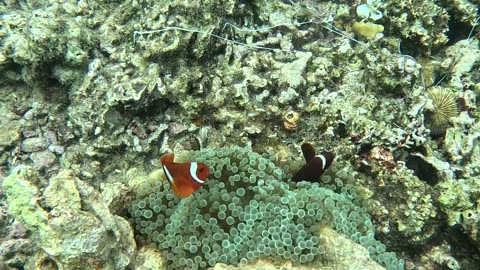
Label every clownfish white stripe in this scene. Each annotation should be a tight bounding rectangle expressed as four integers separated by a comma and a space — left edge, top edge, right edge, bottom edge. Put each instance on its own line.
163, 165, 174, 183
316, 154, 327, 170
190, 162, 205, 184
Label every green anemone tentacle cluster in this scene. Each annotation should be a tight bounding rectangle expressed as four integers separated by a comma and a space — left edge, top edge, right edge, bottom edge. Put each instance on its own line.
128, 146, 404, 270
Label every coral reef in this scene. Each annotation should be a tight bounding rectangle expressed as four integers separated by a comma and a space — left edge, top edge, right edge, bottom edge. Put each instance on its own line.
0, 0, 479, 269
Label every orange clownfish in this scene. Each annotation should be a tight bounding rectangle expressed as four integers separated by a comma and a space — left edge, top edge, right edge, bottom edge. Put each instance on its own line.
160, 153, 210, 198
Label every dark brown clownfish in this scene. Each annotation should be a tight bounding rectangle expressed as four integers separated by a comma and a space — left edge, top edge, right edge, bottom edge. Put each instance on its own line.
292, 143, 335, 182
160, 153, 210, 198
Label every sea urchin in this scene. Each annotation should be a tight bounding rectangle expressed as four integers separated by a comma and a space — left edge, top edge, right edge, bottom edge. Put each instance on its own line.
425, 87, 459, 135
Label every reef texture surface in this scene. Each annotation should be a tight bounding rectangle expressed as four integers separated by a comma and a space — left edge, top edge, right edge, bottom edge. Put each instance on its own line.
0, 0, 479, 269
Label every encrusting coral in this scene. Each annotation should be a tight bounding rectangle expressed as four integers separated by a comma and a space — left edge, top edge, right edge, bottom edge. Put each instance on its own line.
1, 166, 136, 269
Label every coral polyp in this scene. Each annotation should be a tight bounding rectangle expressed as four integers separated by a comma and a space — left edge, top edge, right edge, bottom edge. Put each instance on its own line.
283, 111, 300, 131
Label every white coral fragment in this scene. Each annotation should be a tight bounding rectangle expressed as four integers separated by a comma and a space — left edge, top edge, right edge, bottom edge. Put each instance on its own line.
356, 0, 383, 21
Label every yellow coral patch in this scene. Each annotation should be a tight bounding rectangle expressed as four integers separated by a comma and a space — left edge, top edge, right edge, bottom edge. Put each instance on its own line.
352, 22, 384, 40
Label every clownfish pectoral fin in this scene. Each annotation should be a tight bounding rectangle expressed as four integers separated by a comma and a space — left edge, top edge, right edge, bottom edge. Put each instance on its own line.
301, 143, 316, 162
160, 153, 175, 165
170, 180, 196, 199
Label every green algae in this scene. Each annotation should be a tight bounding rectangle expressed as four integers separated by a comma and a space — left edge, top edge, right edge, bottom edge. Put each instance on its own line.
2, 166, 50, 231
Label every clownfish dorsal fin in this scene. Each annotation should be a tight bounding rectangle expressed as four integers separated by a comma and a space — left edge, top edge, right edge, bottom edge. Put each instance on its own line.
301, 143, 316, 162
291, 144, 335, 183
160, 153, 175, 165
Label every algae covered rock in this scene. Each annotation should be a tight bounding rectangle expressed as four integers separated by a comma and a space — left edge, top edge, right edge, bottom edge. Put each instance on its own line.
2, 166, 49, 232
132, 246, 167, 270
2, 166, 136, 269
43, 170, 81, 210
0, 120, 22, 152
438, 177, 480, 246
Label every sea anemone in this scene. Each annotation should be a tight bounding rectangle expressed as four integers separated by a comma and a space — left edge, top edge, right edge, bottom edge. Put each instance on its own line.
425, 87, 459, 135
